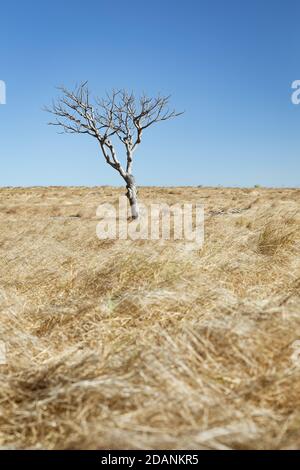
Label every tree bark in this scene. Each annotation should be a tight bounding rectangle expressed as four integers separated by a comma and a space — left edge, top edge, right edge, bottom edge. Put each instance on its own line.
125, 174, 139, 219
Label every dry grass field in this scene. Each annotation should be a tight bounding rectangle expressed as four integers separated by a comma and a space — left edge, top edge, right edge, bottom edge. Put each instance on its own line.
0, 186, 299, 450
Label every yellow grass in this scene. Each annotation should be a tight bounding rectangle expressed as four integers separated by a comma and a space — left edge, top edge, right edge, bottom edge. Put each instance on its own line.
0, 186, 299, 450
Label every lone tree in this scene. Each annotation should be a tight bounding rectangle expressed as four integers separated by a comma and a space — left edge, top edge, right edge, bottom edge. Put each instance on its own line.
46, 83, 182, 219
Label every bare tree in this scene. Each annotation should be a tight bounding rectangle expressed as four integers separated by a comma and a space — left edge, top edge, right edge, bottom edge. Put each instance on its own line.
46, 83, 182, 219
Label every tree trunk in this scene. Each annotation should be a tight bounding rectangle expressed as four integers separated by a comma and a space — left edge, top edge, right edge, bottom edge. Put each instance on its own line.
125, 174, 139, 219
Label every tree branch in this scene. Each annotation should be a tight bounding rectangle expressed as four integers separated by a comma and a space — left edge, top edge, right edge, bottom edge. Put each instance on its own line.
46, 84, 183, 181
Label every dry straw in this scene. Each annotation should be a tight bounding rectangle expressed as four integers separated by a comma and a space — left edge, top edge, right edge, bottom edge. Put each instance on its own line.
0, 186, 299, 449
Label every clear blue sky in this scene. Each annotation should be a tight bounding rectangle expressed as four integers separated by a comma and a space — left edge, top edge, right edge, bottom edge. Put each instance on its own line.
0, 0, 299, 187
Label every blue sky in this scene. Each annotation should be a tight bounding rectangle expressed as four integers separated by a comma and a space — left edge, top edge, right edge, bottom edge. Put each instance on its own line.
0, 0, 299, 187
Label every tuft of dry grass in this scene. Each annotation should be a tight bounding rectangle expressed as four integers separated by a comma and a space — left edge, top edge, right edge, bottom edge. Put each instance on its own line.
257, 220, 298, 256
0, 186, 299, 450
